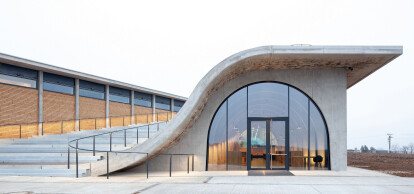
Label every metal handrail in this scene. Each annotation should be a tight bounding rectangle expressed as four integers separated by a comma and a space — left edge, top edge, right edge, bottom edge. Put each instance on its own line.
67, 121, 194, 179
0, 111, 175, 139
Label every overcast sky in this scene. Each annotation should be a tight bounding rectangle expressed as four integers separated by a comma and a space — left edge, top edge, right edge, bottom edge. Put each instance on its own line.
0, 0, 413, 150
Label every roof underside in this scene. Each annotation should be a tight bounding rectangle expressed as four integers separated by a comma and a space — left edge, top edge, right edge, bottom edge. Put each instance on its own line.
230, 46, 402, 88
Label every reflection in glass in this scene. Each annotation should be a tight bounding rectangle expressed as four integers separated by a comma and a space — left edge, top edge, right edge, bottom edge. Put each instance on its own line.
208, 101, 227, 170
289, 87, 309, 169
228, 88, 247, 170
271, 121, 286, 169
250, 121, 266, 169
310, 102, 329, 169
0, 74, 37, 88
248, 83, 288, 117
80, 88, 104, 100
44, 82, 74, 95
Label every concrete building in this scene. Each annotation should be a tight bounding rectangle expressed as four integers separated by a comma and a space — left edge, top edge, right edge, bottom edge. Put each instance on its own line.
0, 45, 403, 177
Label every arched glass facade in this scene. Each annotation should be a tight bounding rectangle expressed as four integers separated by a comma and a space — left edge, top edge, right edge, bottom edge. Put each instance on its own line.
207, 82, 330, 171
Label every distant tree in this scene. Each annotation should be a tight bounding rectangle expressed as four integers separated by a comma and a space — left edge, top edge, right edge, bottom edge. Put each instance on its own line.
402, 146, 409, 154
409, 143, 414, 155
391, 144, 400, 153
370, 146, 376, 152
360, 145, 369, 153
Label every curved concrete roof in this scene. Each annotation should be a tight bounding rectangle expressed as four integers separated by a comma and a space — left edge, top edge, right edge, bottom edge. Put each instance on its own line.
90, 45, 402, 175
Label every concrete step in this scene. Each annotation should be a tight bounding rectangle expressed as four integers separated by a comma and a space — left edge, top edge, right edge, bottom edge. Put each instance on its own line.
0, 169, 89, 177
0, 155, 102, 163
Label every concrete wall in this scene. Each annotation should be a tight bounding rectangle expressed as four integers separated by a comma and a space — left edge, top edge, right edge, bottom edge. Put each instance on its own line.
129, 68, 347, 172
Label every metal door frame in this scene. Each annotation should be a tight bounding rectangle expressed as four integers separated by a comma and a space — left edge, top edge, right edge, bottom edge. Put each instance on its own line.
247, 117, 289, 170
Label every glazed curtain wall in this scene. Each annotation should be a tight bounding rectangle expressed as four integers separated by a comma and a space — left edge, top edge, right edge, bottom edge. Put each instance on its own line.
207, 82, 329, 170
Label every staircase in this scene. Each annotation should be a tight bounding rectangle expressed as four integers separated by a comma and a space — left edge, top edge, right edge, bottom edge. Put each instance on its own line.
0, 123, 166, 177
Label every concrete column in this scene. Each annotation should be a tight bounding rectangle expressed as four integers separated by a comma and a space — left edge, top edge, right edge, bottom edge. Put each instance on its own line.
171, 99, 174, 119
130, 90, 134, 124
105, 85, 110, 128
75, 79, 80, 131
38, 71, 43, 136
152, 94, 156, 122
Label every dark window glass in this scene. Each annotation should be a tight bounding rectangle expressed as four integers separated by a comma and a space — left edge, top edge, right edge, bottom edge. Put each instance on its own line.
79, 80, 105, 100
109, 86, 130, 104
43, 72, 74, 86
289, 87, 309, 170
0, 62, 38, 80
309, 101, 329, 170
173, 100, 185, 112
227, 88, 247, 170
43, 73, 74, 95
155, 96, 171, 110
0, 63, 37, 88
134, 91, 152, 108
248, 83, 288, 117
208, 101, 227, 171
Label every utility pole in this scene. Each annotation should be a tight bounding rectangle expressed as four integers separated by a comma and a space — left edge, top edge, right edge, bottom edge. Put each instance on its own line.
387, 134, 393, 153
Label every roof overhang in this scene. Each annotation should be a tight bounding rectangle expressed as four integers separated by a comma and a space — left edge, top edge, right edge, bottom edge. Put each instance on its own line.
228, 45, 402, 88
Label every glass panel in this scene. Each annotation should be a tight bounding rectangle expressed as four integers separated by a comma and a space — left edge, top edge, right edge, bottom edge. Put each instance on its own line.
43, 82, 74, 95
270, 121, 286, 169
250, 121, 266, 169
208, 101, 227, 170
173, 100, 185, 112
289, 87, 309, 169
248, 83, 288, 117
155, 96, 171, 111
228, 88, 247, 170
309, 102, 329, 170
0, 74, 37, 88
134, 91, 152, 108
79, 88, 104, 100
109, 94, 130, 104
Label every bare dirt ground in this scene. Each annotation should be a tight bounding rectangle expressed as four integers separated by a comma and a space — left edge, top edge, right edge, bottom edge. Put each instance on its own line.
348, 152, 414, 177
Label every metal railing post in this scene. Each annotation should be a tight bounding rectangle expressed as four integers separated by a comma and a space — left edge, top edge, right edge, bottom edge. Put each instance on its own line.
136, 127, 139, 144
76, 140, 79, 178
146, 153, 149, 179
187, 155, 189, 174
147, 125, 150, 138
124, 129, 126, 147
110, 117, 112, 128
93, 136, 96, 156
110, 133, 112, 152
123, 116, 125, 126
67, 144, 70, 169
107, 152, 109, 179
157, 123, 159, 131
192, 154, 194, 171
157, 113, 159, 122
78, 119, 80, 131
19, 124, 22, 139
169, 154, 172, 177
146, 114, 149, 124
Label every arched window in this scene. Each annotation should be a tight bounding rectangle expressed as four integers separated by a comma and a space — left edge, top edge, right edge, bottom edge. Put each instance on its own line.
207, 82, 330, 171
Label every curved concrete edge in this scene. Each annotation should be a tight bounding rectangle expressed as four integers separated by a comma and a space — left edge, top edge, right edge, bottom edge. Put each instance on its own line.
89, 45, 401, 176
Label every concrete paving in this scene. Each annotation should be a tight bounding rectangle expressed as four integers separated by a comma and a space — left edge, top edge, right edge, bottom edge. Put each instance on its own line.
0, 167, 412, 194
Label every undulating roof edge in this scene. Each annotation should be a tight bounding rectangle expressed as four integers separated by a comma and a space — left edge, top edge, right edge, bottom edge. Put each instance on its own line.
0, 52, 187, 101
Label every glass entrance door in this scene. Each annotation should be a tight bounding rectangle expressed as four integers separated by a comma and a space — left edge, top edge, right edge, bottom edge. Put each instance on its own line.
247, 118, 288, 170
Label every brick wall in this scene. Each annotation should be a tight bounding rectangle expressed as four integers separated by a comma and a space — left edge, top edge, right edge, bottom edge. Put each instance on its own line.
155, 108, 171, 122
43, 91, 75, 134
134, 105, 153, 123
79, 97, 106, 130
109, 101, 131, 127
0, 84, 39, 138
0, 84, 38, 125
